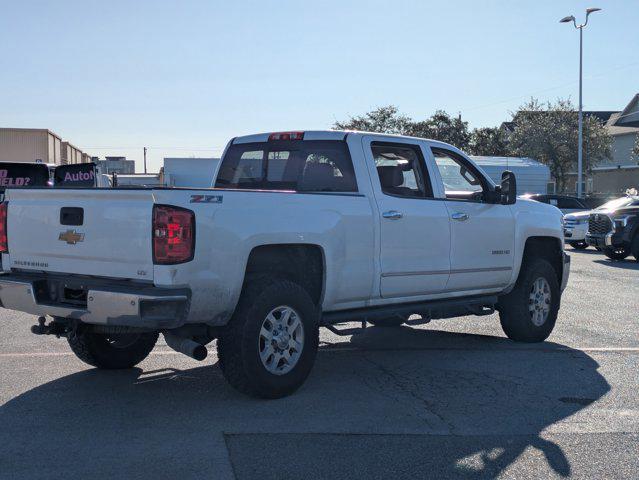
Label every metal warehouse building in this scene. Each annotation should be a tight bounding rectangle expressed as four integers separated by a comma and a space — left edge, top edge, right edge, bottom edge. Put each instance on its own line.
472, 156, 551, 195
61, 141, 84, 165
0, 128, 89, 165
0, 128, 63, 164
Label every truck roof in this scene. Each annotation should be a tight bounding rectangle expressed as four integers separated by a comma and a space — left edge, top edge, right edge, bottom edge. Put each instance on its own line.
231, 130, 458, 150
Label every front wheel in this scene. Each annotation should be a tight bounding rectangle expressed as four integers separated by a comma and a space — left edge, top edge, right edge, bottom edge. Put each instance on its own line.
603, 246, 629, 261
497, 258, 560, 343
217, 278, 319, 398
67, 324, 158, 369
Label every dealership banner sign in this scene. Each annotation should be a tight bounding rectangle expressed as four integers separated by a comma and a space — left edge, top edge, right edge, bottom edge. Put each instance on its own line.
54, 163, 97, 187
0, 162, 50, 188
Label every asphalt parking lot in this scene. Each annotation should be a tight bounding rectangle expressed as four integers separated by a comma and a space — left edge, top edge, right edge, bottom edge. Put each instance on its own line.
0, 247, 638, 480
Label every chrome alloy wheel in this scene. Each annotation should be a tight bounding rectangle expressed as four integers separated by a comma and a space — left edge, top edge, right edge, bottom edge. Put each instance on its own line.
529, 277, 551, 327
258, 306, 304, 375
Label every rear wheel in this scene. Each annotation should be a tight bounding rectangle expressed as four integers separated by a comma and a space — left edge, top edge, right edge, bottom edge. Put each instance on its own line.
67, 324, 158, 369
217, 278, 319, 398
569, 241, 588, 250
497, 258, 560, 343
603, 246, 629, 261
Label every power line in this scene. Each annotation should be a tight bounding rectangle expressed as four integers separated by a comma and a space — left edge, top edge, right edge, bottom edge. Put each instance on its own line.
461, 61, 639, 113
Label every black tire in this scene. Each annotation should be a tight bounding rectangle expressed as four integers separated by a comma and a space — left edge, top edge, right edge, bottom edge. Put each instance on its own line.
369, 314, 407, 327
595, 246, 603, 252
497, 258, 560, 343
67, 324, 158, 369
603, 246, 629, 261
217, 278, 319, 399
569, 241, 588, 250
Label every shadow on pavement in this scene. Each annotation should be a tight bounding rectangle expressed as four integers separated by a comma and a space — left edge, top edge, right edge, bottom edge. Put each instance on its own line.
594, 259, 639, 270
565, 247, 602, 255
0, 329, 610, 480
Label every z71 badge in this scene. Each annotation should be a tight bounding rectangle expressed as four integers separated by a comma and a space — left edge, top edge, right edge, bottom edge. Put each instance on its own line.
190, 194, 223, 204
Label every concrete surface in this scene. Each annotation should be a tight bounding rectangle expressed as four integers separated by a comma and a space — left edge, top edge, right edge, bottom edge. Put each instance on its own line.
0, 247, 637, 479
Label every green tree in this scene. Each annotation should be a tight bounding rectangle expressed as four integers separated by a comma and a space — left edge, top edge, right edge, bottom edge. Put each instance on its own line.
632, 134, 639, 162
406, 110, 471, 150
333, 105, 412, 134
469, 127, 508, 156
507, 98, 612, 193
334, 107, 470, 149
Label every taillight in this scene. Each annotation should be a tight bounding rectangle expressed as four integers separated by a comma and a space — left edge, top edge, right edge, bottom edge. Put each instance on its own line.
152, 205, 195, 264
268, 131, 304, 141
0, 202, 7, 253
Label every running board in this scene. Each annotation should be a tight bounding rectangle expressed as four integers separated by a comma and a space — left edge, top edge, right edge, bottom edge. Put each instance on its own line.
320, 294, 497, 327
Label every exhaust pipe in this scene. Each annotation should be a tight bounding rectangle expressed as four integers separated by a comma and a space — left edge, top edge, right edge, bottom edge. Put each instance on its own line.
163, 333, 207, 361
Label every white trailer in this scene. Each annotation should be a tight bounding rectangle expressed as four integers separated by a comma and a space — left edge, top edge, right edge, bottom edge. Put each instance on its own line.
472, 156, 550, 195
163, 157, 220, 188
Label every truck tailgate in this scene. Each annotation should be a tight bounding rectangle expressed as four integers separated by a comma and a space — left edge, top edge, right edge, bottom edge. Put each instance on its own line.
4, 189, 155, 281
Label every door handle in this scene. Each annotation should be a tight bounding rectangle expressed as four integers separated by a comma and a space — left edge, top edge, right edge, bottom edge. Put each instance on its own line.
382, 210, 403, 220
451, 212, 469, 221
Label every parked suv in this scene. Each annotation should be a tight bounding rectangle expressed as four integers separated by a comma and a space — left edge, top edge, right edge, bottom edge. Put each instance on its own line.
563, 211, 590, 249
564, 196, 636, 250
520, 194, 588, 215
586, 195, 639, 260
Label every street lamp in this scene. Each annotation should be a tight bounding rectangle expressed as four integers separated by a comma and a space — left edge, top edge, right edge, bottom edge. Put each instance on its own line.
560, 7, 602, 198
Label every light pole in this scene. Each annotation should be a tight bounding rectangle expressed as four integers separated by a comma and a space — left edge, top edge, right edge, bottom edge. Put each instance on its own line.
560, 7, 601, 198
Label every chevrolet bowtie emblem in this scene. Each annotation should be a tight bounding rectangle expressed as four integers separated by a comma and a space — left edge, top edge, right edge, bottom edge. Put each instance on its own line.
58, 229, 85, 245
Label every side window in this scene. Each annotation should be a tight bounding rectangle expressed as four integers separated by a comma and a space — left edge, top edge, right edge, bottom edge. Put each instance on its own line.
432, 148, 484, 196
371, 143, 432, 198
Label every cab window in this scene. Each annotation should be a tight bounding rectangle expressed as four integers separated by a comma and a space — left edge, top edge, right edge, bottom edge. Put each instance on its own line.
371, 142, 432, 198
431, 148, 487, 201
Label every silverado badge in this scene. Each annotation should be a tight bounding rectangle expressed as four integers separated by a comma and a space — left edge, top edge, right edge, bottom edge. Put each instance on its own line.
58, 229, 85, 245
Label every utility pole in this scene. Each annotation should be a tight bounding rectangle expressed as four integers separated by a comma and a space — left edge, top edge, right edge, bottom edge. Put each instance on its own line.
560, 7, 602, 198
143, 147, 147, 174
578, 26, 583, 198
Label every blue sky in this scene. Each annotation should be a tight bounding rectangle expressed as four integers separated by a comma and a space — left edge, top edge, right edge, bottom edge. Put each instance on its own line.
1, 0, 637, 172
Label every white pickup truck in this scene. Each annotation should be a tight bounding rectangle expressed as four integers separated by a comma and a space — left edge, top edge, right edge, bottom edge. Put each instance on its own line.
0, 130, 569, 398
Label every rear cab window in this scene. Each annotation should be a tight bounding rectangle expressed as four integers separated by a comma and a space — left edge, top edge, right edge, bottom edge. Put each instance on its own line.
215, 140, 357, 193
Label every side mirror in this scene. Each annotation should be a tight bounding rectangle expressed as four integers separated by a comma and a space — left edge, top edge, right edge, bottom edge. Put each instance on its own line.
500, 170, 517, 205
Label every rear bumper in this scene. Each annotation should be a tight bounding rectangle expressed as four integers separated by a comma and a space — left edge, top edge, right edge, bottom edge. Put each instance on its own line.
0, 273, 189, 329
561, 252, 570, 292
